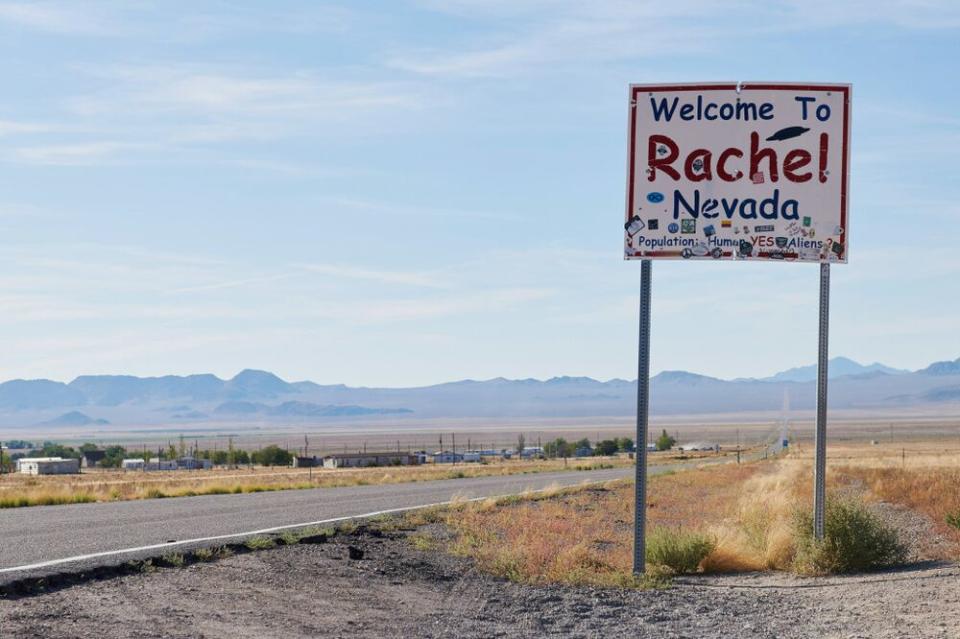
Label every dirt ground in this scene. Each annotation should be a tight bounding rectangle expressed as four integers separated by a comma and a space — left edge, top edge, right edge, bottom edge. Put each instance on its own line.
3, 522, 960, 639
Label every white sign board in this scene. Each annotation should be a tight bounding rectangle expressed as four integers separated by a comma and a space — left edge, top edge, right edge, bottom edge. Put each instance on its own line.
625, 83, 850, 263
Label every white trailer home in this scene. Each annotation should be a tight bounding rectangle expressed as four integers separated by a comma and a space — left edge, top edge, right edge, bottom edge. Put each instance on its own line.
16, 457, 80, 475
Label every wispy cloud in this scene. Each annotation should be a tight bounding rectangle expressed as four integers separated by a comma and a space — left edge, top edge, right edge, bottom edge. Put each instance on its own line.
395, 1, 960, 77
320, 196, 518, 221
68, 65, 426, 119
0, 1, 114, 35
0, 2, 359, 40
0, 119, 54, 136
0, 64, 434, 165
10, 141, 141, 165
308, 287, 556, 323
166, 273, 303, 295
296, 263, 448, 289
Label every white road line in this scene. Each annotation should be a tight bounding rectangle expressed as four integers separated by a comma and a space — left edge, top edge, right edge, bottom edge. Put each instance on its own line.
0, 476, 622, 575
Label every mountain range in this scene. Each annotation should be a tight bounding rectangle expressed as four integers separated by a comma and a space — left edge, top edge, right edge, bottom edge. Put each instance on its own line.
0, 357, 958, 428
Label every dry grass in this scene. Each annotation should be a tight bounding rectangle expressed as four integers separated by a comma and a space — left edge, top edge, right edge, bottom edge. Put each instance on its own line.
823, 441, 960, 471
707, 460, 809, 571
818, 440, 960, 557
835, 464, 960, 553
0, 491, 97, 509
0, 457, 632, 508
439, 461, 766, 587
436, 452, 915, 586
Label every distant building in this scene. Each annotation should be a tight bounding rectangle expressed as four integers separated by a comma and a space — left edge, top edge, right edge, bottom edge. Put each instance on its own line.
146, 458, 178, 471
574, 446, 594, 458
293, 456, 322, 468
461, 452, 481, 463
323, 452, 418, 469
679, 442, 719, 452
520, 447, 544, 459
121, 458, 176, 471
16, 457, 80, 475
471, 449, 505, 459
177, 457, 213, 470
430, 451, 463, 464
81, 450, 107, 468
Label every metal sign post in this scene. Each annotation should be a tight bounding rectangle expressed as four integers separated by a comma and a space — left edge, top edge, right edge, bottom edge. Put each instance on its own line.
813, 263, 831, 539
624, 82, 851, 565
633, 259, 652, 575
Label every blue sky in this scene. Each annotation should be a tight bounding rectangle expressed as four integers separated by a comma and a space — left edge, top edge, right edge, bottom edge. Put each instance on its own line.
0, 1, 957, 386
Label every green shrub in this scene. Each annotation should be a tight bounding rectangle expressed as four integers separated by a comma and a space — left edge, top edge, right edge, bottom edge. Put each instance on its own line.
408, 533, 436, 551
946, 510, 960, 530
191, 545, 233, 562
192, 548, 216, 562
278, 530, 300, 545
245, 536, 276, 550
161, 552, 185, 568
792, 496, 906, 575
645, 527, 715, 574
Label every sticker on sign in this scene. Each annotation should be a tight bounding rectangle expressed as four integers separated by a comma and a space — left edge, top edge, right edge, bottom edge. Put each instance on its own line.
624, 83, 850, 263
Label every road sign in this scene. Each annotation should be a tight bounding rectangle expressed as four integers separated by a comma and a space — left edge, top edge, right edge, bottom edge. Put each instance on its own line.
625, 83, 851, 263
625, 82, 851, 574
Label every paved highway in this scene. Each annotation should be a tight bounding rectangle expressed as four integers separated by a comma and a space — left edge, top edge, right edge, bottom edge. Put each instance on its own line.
0, 467, 635, 581
1, 453, 757, 583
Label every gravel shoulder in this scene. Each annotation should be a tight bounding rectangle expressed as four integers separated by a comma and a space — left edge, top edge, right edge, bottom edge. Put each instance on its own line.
3, 521, 959, 639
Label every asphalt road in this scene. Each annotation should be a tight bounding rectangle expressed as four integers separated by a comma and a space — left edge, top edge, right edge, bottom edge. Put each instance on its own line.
0, 466, 636, 582
1, 453, 758, 584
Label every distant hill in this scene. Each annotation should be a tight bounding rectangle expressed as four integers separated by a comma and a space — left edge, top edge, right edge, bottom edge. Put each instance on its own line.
755, 357, 908, 382
0, 380, 86, 410
39, 411, 110, 427
920, 357, 960, 376
0, 356, 957, 427
214, 400, 412, 418
68, 370, 289, 405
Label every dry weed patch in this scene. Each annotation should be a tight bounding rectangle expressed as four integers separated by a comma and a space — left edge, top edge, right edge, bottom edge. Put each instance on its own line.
441, 462, 764, 587
438, 456, 915, 586
0, 458, 634, 509
835, 465, 960, 554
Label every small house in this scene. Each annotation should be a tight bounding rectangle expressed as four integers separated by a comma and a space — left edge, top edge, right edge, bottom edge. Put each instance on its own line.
430, 451, 463, 464
145, 458, 178, 471
679, 441, 719, 452
293, 456, 322, 468
177, 457, 213, 470
16, 457, 80, 475
81, 450, 107, 468
323, 452, 418, 469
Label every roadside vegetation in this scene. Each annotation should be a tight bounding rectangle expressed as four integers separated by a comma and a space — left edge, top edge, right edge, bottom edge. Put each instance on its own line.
423, 457, 914, 587
0, 456, 635, 509
835, 466, 960, 552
